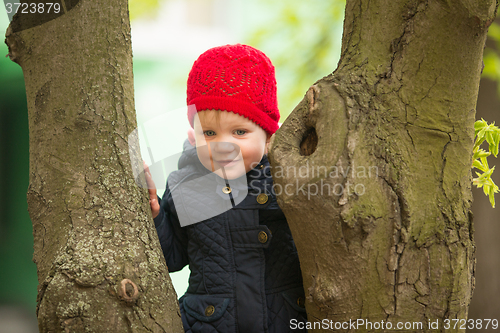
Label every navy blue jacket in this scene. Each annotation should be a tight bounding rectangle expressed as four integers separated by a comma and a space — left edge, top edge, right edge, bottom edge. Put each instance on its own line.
154, 140, 307, 332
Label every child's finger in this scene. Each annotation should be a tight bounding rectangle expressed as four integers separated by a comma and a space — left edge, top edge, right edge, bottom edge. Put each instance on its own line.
145, 173, 156, 192
143, 160, 151, 174
145, 171, 158, 210
149, 195, 158, 206
142, 161, 160, 217
142, 161, 157, 191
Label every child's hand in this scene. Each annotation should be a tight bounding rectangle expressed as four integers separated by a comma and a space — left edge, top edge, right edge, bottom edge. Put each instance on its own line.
143, 161, 160, 219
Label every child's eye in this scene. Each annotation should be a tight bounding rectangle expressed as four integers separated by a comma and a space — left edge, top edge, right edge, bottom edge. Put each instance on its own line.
235, 129, 246, 135
204, 130, 216, 136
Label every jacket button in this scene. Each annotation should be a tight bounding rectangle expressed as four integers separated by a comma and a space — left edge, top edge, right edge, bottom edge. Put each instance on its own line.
222, 186, 231, 194
258, 231, 268, 243
297, 297, 305, 308
205, 305, 215, 316
256, 193, 268, 204
258, 164, 264, 169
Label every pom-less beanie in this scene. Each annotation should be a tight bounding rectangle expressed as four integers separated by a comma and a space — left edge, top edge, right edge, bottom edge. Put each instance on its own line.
187, 44, 280, 136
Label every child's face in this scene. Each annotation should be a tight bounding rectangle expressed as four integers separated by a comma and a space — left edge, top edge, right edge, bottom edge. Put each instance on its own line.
193, 110, 270, 180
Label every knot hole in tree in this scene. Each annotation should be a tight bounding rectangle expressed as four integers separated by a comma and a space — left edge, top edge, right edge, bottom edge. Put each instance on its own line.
300, 127, 318, 156
118, 278, 139, 306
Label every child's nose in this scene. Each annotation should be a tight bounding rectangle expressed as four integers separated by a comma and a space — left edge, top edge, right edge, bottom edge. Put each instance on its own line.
212, 141, 237, 153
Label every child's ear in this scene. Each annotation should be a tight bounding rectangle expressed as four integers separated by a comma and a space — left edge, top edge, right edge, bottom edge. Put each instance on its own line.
187, 127, 196, 146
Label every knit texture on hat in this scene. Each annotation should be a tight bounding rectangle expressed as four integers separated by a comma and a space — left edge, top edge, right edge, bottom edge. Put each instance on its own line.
187, 44, 280, 135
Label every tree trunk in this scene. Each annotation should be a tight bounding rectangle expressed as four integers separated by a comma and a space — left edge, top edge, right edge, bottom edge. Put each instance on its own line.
269, 0, 498, 331
5, 1, 183, 331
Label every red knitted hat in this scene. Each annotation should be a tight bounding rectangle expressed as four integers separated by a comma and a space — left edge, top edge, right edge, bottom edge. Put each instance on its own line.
187, 44, 280, 135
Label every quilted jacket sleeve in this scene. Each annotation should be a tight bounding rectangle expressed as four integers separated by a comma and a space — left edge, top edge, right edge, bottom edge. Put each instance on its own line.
153, 185, 189, 272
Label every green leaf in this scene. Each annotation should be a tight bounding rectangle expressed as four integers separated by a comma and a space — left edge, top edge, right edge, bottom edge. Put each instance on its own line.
484, 184, 490, 196
493, 132, 500, 157
474, 149, 491, 160
474, 180, 484, 188
477, 172, 488, 182
489, 186, 496, 208
473, 137, 486, 151
476, 168, 494, 184
474, 119, 487, 136
473, 159, 487, 172
485, 165, 495, 177
480, 156, 490, 170
486, 129, 495, 146
474, 173, 487, 187
478, 127, 488, 140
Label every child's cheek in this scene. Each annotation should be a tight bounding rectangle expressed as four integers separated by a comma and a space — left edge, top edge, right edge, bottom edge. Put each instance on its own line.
196, 146, 213, 171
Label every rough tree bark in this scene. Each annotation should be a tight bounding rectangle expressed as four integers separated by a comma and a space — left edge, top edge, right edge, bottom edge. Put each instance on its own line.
5, 0, 183, 331
269, 0, 498, 331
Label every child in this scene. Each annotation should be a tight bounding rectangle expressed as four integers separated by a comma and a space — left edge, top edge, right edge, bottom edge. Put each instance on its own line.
145, 44, 306, 332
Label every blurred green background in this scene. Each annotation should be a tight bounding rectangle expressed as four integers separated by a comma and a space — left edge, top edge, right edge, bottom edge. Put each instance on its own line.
0, 8, 34, 331
0, 1, 498, 332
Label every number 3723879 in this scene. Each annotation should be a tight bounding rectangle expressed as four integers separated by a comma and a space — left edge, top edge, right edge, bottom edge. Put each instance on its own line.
5, 3, 61, 14
443, 319, 498, 330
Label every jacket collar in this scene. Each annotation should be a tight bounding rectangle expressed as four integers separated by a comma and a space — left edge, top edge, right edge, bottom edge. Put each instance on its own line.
246, 154, 271, 181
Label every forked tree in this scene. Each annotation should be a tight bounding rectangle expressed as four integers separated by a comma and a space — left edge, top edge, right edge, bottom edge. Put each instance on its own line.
5, 0, 497, 332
